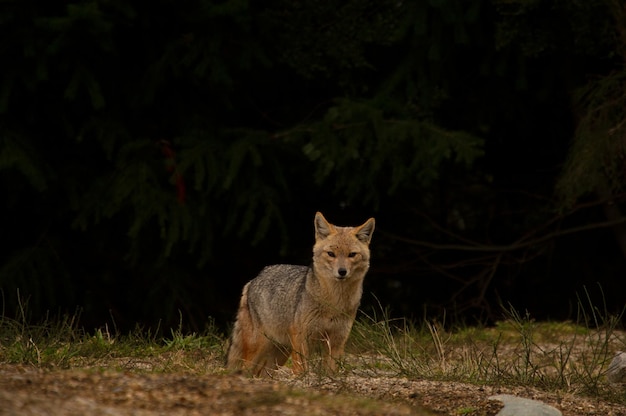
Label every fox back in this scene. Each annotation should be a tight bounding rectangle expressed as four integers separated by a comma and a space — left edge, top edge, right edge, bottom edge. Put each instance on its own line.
226, 212, 375, 376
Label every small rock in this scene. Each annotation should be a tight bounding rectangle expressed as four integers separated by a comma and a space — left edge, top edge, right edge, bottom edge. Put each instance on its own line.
489, 394, 562, 416
607, 351, 626, 384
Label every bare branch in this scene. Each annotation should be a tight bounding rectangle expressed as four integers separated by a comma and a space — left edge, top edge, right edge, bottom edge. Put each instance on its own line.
380, 216, 626, 253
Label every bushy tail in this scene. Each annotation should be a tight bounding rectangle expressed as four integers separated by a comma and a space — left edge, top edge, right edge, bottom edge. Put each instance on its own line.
226, 283, 251, 370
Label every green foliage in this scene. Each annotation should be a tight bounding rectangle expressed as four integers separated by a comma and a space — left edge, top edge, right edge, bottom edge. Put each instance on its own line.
0, 0, 623, 329
554, 0, 626, 208
0, 246, 72, 312
0, 2, 486, 260
0, 133, 50, 191
290, 99, 484, 206
556, 70, 626, 207
493, 0, 615, 58
263, 0, 403, 78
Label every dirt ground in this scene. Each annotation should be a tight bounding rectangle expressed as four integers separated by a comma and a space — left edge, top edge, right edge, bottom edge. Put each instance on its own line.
1, 363, 626, 416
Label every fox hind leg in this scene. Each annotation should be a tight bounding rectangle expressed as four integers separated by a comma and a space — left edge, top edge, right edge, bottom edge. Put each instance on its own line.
233, 326, 290, 376
248, 338, 290, 376
227, 284, 290, 376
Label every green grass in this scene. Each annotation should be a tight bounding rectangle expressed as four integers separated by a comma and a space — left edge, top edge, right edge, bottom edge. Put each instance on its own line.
0, 289, 624, 406
0, 299, 225, 372
347, 293, 626, 404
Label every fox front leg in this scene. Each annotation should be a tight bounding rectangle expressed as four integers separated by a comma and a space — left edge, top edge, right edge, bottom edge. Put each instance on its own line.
322, 334, 347, 373
289, 328, 309, 374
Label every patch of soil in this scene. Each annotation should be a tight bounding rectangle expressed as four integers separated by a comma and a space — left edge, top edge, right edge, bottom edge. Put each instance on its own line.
1, 363, 626, 415
0, 364, 422, 415
284, 373, 626, 416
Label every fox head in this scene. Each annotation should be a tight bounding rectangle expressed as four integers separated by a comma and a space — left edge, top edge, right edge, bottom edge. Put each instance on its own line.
312, 212, 375, 281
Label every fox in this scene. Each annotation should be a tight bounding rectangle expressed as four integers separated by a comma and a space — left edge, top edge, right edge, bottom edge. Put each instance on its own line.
226, 212, 375, 376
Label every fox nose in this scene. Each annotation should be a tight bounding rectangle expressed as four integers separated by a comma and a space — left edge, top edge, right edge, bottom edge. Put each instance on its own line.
338, 268, 347, 278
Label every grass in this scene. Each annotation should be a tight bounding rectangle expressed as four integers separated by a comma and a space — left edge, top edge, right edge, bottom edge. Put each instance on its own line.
0, 289, 625, 406
0, 296, 226, 372
347, 291, 626, 404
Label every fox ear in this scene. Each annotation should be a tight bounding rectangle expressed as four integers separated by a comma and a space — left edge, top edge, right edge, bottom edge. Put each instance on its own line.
355, 218, 375, 244
314, 212, 334, 240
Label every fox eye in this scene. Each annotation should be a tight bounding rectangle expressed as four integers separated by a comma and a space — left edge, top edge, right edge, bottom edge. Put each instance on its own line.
327, 251, 336, 257
348, 252, 357, 258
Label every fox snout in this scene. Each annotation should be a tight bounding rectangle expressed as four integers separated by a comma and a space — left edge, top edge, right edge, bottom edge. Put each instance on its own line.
329, 255, 354, 279
334, 262, 349, 279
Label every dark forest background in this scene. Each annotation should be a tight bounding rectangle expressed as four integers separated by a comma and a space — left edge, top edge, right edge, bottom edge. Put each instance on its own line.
2, 0, 626, 333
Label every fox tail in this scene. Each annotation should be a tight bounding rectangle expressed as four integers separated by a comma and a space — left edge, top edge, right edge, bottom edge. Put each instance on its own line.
226, 283, 251, 369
